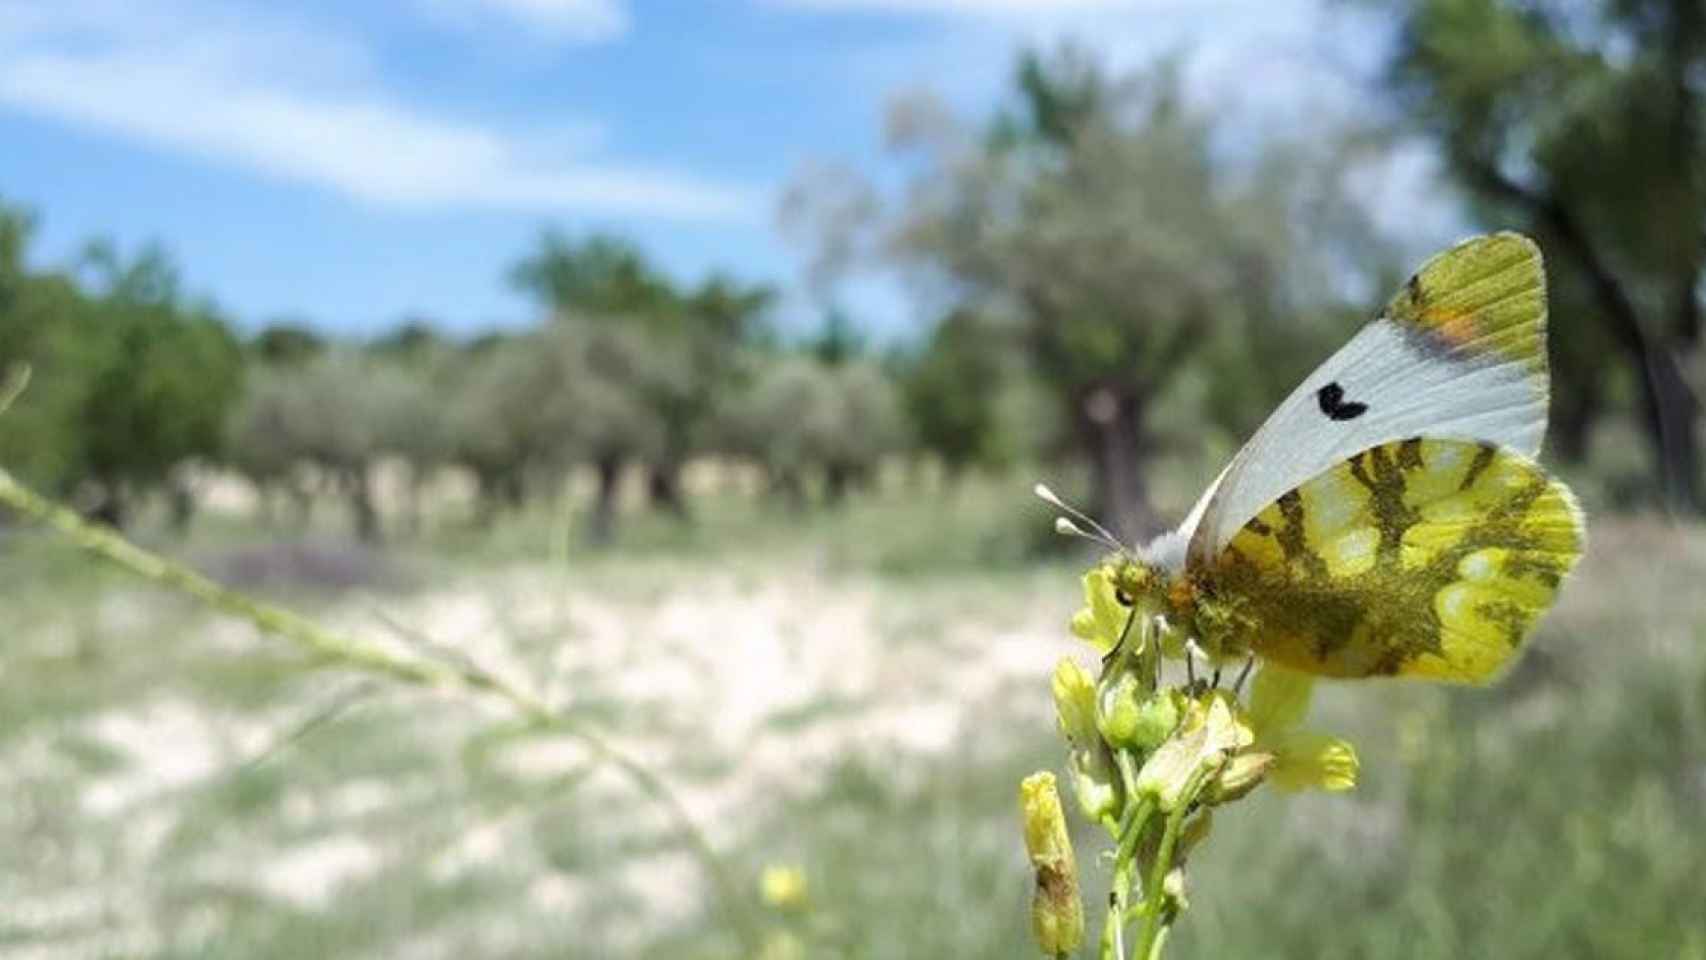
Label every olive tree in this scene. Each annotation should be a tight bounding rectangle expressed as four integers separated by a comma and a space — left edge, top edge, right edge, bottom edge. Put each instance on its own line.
887, 50, 1387, 537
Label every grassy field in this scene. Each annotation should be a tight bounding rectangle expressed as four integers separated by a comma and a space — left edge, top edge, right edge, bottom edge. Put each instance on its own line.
1, 476, 1703, 958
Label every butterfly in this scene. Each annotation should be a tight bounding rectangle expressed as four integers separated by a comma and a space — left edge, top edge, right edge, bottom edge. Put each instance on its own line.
1085, 233, 1585, 683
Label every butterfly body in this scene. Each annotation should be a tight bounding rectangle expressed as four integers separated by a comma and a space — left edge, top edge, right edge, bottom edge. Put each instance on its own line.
1118, 233, 1584, 684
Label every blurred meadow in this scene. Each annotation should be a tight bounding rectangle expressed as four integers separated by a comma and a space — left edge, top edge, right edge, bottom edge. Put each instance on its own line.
3, 1, 1706, 957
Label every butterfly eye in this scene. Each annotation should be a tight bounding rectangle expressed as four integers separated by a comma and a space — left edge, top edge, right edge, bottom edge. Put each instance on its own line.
1316, 381, 1369, 421
1114, 588, 1134, 607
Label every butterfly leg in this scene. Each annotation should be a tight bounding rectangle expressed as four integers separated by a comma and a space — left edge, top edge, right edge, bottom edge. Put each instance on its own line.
1231, 655, 1255, 696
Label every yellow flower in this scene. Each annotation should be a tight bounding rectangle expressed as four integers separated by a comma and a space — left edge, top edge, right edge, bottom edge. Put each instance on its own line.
759, 865, 808, 910
1246, 663, 1358, 793
1019, 772, 1084, 956
1267, 731, 1359, 792
1069, 566, 1131, 654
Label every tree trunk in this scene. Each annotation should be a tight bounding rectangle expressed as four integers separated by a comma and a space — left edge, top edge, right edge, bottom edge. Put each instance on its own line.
587, 456, 622, 545
647, 460, 691, 521
256, 484, 278, 529
167, 480, 196, 536
289, 482, 314, 529
1641, 342, 1705, 512
501, 471, 526, 510
347, 466, 381, 544
1077, 383, 1155, 543
768, 467, 806, 512
824, 462, 851, 505
1550, 372, 1602, 465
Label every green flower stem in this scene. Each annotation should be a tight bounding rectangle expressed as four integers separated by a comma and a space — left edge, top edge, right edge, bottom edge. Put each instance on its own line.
1101, 790, 1154, 960
1132, 764, 1217, 959
0, 467, 760, 952
1142, 925, 1170, 960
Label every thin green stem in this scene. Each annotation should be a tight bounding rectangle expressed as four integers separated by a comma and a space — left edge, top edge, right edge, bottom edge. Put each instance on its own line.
0, 467, 761, 952
1133, 767, 1215, 958
1100, 792, 1155, 960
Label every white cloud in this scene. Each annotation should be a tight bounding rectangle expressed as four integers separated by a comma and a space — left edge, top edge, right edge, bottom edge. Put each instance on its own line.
0, 0, 753, 221
414, 0, 630, 43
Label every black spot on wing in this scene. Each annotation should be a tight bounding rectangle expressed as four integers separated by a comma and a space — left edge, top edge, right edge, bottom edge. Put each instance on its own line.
1316, 381, 1369, 421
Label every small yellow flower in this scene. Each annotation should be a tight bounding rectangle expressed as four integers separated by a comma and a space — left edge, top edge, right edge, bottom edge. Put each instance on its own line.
1246, 663, 1359, 793
1268, 731, 1359, 792
1069, 566, 1131, 654
1019, 772, 1084, 956
759, 865, 808, 910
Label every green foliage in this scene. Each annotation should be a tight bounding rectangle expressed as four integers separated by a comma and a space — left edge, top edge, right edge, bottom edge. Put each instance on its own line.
1377, 0, 1706, 509
509, 230, 677, 319
890, 48, 1392, 535
899, 309, 1021, 475
0, 210, 243, 520
226, 351, 446, 540
720, 353, 907, 505
249, 320, 327, 366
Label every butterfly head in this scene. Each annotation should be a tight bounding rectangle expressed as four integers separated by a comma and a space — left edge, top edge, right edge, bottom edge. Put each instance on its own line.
1035, 482, 1199, 620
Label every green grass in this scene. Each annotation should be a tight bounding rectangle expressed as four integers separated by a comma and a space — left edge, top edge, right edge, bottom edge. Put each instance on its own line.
2, 475, 1703, 957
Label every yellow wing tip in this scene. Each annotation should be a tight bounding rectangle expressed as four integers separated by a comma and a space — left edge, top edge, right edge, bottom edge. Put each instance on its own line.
1387, 232, 1548, 372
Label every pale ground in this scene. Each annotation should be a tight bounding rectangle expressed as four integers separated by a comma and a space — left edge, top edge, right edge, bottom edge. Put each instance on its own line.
0, 551, 1084, 956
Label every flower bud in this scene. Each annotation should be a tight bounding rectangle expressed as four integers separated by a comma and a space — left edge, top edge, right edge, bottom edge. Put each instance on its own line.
1097, 673, 1180, 751
1066, 745, 1120, 822
1019, 772, 1084, 956
1208, 750, 1275, 804
1051, 658, 1099, 747
759, 864, 808, 910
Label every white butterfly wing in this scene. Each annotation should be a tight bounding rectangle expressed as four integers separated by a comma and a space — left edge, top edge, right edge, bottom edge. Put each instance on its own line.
1167, 233, 1550, 569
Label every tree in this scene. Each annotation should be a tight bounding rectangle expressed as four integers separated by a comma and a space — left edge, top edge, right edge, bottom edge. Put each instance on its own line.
250, 319, 326, 367
507, 231, 772, 525
0, 202, 89, 492
720, 352, 906, 508
509, 231, 675, 317
888, 49, 1385, 538
58, 238, 245, 525
226, 365, 316, 527
647, 274, 773, 515
368, 317, 442, 358
445, 336, 571, 523
1376, 0, 1706, 510
230, 351, 438, 543
899, 308, 1015, 481
445, 324, 661, 543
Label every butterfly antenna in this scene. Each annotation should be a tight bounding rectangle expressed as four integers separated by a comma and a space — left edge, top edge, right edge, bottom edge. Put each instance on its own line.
1035, 483, 1128, 554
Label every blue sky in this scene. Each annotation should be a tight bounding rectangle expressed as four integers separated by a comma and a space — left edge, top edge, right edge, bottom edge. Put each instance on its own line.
0, 0, 1428, 341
